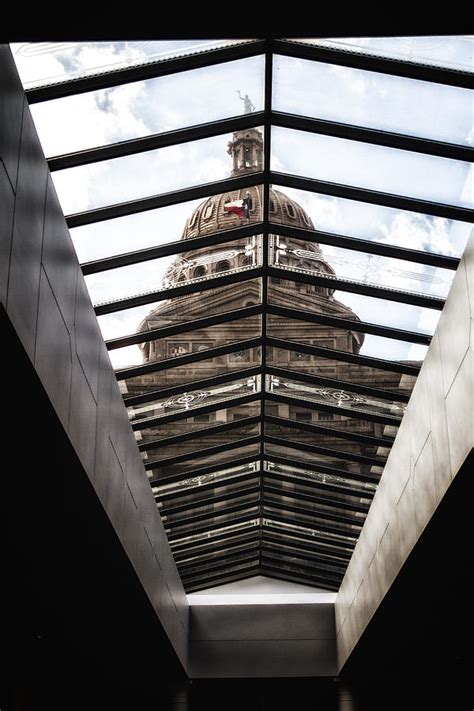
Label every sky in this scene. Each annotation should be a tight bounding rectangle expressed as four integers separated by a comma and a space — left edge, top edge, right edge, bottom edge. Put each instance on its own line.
11, 38, 474, 369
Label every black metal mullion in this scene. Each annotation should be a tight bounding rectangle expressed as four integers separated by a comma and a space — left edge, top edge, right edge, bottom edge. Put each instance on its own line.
94, 265, 264, 315
139, 415, 260, 453
27, 40, 268, 102
116, 336, 262, 380
262, 481, 369, 515
167, 509, 260, 542
262, 532, 352, 562
260, 564, 339, 591
146, 435, 261, 470
185, 567, 261, 593
265, 469, 375, 501
262, 516, 356, 551
261, 545, 346, 574
165, 499, 261, 531
262, 499, 362, 534
49, 113, 266, 170
268, 265, 445, 311
270, 171, 474, 223
156, 471, 260, 503
266, 303, 431, 346
136, 393, 260, 433
267, 335, 420, 376
149, 454, 259, 488
266, 391, 401, 427
173, 532, 261, 561
271, 110, 474, 163
265, 453, 380, 486
270, 39, 474, 90
263, 492, 365, 528
266, 365, 410, 403
67, 172, 265, 228
264, 434, 385, 469
178, 546, 261, 575
264, 414, 394, 448
170, 518, 260, 552
161, 484, 261, 519
181, 553, 260, 581
108, 304, 263, 351
261, 552, 344, 583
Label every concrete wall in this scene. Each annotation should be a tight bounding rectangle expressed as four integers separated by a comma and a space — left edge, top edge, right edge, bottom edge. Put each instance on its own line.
0, 45, 188, 670
189, 603, 337, 678
335, 232, 474, 670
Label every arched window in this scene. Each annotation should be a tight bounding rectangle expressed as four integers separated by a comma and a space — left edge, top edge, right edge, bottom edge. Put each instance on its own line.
269, 199, 275, 213
203, 203, 214, 220
286, 202, 296, 219
193, 265, 206, 279
241, 255, 252, 267
216, 260, 231, 273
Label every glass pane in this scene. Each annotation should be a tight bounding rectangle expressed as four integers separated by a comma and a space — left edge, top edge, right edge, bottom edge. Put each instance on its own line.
11, 40, 257, 88
271, 127, 473, 208
263, 503, 361, 536
128, 374, 261, 426
268, 280, 441, 336
264, 460, 378, 494
269, 235, 454, 299
274, 55, 473, 146
293, 36, 474, 72
177, 540, 260, 567
162, 489, 261, 525
87, 235, 263, 306
150, 441, 261, 480
165, 504, 260, 537
266, 373, 405, 422
154, 461, 260, 497
271, 185, 472, 258
29, 56, 265, 156
262, 517, 356, 549
53, 129, 264, 214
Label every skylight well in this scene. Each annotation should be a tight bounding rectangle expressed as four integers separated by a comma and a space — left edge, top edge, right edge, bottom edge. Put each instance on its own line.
11, 36, 474, 593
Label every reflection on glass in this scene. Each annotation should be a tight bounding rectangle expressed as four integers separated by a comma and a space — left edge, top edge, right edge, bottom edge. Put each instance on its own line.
273, 55, 473, 146
29, 56, 264, 157
293, 36, 474, 72
264, 443, 384, 478
165, 504, 260, 536
264, 460, 377, 493
128, 374, 261, 425
87, 236, 263, 306
271, 185, 472, 258
262, 517, 357, 544
266, 373, 405, 421
271, 127, 473, 208
11, 40, 257, 88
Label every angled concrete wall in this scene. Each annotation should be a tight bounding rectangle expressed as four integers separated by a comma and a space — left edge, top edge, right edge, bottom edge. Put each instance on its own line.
0, 44, 188, 670
335, 232, 474, 670
189, 603, 336, 678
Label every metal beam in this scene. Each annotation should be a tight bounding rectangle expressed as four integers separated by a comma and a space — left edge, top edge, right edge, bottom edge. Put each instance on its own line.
271, 171, 474, 223
266, 303, 431, 346
262, 516, 356, 551
264, 413, 394, 448
260, 564, 339, 591
181, 553, 260, 581
67, 172, 265, 227
116, 336, 263, 380
108, 304, 263, 351
156, 470, 260, 503
146, 435, 261, 470
26, 40, 267, 102
260, 544, 347, 573
94, 265, 264, 315
267, 265, 445, 310
261, 547, 346, 576
139, 415, 260, 453
261, 552, 344, 583
48, 112, 266, 170
178, 546, 260, 574
82, 223, 260, 276
185, 567, 261, 593
266, 336, 420, 376
270, 39, 474, 90
167, 509, 259, 541
262, 499, 362, 534
265, 453, 380, 485
271, 110, 474, 163
262, 532, 352, 562
263, 493, 365, 527
170, 519, 260, 552
266, 365, 410, 403
174, 533, 261, 562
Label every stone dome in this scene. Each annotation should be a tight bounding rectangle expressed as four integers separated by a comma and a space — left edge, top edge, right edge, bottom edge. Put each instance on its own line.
182, 184, 316, 240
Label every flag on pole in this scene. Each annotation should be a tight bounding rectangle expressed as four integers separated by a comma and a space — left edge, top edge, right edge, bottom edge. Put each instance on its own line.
224, 197, 250, 219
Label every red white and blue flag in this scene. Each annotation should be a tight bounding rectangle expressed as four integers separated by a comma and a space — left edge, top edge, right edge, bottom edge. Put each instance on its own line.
224, 197, 250, 219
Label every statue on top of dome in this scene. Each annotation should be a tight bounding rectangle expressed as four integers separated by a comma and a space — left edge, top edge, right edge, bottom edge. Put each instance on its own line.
237, 90, 255, 114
